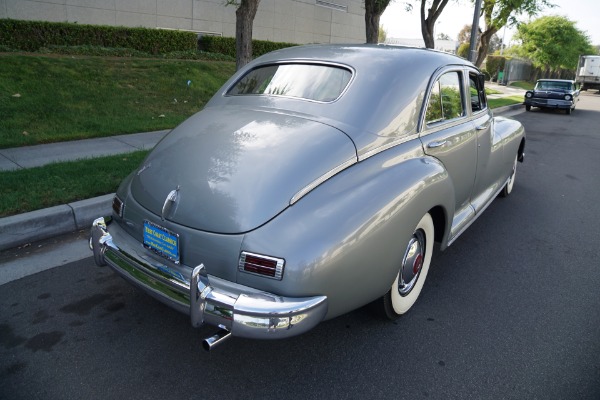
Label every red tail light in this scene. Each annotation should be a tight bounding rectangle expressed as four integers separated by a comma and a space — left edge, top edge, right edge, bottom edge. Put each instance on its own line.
239, 252, 285, 280
112, 196, 123, 218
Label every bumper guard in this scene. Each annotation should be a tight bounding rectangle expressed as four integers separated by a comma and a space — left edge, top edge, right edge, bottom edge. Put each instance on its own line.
90, 217, 328, 348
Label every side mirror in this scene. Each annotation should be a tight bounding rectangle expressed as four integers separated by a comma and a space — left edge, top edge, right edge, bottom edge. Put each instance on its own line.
478, 73, 486, 88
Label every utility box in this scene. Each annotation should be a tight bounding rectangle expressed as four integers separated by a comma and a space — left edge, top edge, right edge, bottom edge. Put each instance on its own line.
576, 55, 600, 91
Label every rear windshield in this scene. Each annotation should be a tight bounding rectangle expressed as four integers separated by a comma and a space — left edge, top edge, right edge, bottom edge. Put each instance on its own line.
227, 63, 352, 102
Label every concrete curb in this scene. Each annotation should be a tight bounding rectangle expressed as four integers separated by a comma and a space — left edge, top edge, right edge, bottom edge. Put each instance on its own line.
493, 103, 524, 115
0, 193, 113, 251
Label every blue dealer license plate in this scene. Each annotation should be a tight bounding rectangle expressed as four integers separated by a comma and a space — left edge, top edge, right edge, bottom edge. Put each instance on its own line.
143, 221, 180, 262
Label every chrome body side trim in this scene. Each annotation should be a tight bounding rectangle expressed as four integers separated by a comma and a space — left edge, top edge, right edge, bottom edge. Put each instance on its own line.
90, 217, 328, 340
290, 157, 357, 205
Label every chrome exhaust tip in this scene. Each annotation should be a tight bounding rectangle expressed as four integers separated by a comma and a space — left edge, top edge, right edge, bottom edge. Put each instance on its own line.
202, 329, 232, 352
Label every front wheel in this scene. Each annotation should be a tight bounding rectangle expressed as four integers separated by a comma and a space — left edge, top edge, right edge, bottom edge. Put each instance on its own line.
379, 213, 435, 319
500, 155, 518, 197
566, 108, 572, 115
525, 105, 531, 111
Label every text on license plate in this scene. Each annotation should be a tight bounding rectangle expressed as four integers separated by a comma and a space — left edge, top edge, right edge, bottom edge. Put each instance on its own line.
143, 221, 179, 262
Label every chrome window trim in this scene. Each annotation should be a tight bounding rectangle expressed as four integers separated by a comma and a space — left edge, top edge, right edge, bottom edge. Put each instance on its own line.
418, 66, 470, 134
224, 60, 356, 104
467, 70, 489, 116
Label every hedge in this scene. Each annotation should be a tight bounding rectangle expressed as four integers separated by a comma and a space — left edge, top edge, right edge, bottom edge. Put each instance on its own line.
486, 55, 508, 79
199, 35, 297, 59
0, 19, 197, 54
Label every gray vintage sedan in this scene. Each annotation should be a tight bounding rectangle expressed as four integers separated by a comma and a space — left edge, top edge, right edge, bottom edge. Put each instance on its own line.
90, 44, 525, 350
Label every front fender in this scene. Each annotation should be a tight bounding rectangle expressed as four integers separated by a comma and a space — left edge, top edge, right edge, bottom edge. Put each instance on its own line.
239, 139, 456, 319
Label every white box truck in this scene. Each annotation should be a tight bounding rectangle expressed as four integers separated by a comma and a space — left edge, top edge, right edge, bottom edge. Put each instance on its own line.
576, 55, 600, 91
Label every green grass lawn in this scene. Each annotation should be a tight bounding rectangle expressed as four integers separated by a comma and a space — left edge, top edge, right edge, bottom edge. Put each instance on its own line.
0, 54, 235, 148
509, 81, 535, 90
0, 53, 528, 218
488, 95, 524, 109
0, 151, 148, 217
485, 87, 502, 95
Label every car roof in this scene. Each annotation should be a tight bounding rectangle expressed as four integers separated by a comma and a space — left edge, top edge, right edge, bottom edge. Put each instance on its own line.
252, 43, 473, 71
211, 44, 480, 156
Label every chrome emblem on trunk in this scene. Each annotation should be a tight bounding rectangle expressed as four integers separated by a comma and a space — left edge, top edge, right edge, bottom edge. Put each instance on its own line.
162, 186, 180, 221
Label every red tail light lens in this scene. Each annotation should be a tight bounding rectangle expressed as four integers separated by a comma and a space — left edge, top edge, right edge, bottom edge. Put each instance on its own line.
112, 196, 123, 218
239, 252, 285, 280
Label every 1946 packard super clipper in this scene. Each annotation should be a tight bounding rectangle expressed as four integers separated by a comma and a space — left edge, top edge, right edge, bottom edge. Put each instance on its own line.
90, 45, 525, 350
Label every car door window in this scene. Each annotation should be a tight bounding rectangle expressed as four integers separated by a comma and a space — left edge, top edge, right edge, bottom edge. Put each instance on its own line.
469, 73, 487, 113
425, 71, 464, 126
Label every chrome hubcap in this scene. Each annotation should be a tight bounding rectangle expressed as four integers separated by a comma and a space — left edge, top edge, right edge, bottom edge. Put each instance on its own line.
398, 229, 426, 296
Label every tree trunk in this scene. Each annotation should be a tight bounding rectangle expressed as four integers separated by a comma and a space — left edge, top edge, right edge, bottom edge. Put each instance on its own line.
420, 2, 434, 49
364, 0, 389, 44
475, 28, 497, 68
365, 12, 380, 43
420, 0, 449, 49
235, 0, 260, 71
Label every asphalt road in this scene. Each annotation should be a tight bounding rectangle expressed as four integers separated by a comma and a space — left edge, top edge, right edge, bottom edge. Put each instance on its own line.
1, 94, 600, 400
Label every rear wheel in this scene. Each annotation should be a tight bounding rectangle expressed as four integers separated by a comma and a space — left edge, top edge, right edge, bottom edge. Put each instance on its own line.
380, 213, 434, 319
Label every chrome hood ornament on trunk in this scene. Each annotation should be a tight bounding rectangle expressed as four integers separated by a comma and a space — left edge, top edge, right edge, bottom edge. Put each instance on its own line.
161, 186, 180, 221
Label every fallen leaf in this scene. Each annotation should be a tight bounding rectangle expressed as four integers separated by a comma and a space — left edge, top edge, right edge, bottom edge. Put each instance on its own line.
158, 114, 165, 118
22, 131, 29, 136
12, 93, 21, 98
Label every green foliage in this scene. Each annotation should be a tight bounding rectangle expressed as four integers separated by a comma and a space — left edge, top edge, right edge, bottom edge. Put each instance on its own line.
0, 19, 197, 54
199, 35, 297, 59
514, 15, 594, 70
19, 44, 235, 61
486, 55, 507, 77
379, 25, 387, 43
473, 0, 555, 67
481, 70, 491, 81
481, 0, 555, 32
457, 43, 470, 58
0, 54, 235, 148
0, 151, 149, 217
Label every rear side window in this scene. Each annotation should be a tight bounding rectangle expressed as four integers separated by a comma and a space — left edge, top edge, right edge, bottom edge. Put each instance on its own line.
227, 64, 352, 102
425, 71, 465, 125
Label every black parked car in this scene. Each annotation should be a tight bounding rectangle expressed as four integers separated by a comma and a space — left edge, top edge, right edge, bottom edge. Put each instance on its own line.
524, 79, 579, 115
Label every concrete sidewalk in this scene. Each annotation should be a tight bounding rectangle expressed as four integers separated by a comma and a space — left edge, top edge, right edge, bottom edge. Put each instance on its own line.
0, 130, 169, 171
0, 98, 525, 252
486, 81, 527, 99
0, 130, 169, 251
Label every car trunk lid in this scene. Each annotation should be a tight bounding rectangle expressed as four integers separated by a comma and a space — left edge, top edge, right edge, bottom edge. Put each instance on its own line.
130, 107, 357, 234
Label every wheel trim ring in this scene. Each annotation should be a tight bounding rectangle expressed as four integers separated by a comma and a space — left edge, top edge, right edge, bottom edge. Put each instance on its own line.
398, 230, 426, 296
507, 157, 517, 192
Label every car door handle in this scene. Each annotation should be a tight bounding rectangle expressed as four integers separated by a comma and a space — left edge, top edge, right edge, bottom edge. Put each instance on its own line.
476, 123, 490, 130
427, 140, 448, 149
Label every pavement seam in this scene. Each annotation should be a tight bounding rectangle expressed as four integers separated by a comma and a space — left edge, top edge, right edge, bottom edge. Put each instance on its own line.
0, 150, 22, 169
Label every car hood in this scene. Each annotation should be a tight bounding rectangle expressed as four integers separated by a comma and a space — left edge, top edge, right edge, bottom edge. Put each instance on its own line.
130, 106, 357, 234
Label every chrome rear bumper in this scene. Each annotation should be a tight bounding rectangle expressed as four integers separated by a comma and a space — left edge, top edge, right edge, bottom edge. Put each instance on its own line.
90, 217, 328, 343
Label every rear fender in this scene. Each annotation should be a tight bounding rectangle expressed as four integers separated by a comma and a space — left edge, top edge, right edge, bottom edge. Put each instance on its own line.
239, 140, 455, 319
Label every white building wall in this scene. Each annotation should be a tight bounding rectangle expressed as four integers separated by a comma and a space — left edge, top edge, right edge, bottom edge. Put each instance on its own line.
1, 0, 365, 44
